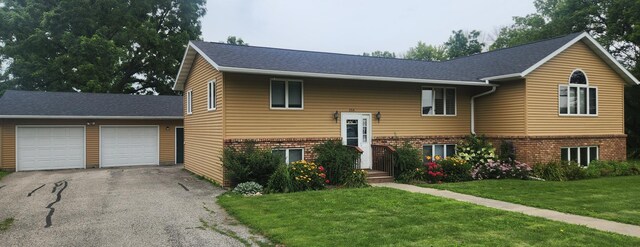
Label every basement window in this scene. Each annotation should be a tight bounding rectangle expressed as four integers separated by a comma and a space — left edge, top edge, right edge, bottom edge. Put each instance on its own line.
561, 146, 598, 167
273, 148, 304, 164
423, 144, 456, 162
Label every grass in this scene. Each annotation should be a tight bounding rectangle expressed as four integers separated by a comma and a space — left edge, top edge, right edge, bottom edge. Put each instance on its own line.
218, 187, 640, 246
0, 218, 14, 232
0, 171, 9, 181
421, 176, 640, 225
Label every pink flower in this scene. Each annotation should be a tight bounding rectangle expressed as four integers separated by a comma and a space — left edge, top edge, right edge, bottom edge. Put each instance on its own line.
325, 179, 331, 184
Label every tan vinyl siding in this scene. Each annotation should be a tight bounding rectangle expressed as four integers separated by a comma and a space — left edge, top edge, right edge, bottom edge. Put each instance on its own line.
183, 55, 224, 184
474, 80, 526, 136
525, 41, 625, 136
223, 73, 472, 139
0, 119, 181, 170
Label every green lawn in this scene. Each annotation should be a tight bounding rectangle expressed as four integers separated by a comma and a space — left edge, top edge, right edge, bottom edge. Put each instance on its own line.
421, 176, 640, 225
218, 187, 640, 247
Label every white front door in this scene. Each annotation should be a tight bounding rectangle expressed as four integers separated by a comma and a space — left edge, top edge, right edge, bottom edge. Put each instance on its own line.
341, 113, 372, 169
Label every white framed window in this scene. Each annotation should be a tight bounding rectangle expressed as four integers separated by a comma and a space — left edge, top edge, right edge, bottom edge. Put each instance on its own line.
272, 148, 304, 164
207, 80, 216, 111
559, 70, 597, 116
422, 87, 456, 116
423, 144, 456, 162
186, 90, 193, 115
270, 79, 303, 109
561, 146, 598, 167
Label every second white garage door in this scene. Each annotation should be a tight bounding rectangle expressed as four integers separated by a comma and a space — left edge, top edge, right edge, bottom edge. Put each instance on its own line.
100, 126, 159, 167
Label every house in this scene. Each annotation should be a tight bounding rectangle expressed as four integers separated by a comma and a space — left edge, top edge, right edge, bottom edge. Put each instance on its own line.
173, 32, 638, 185
0, 90, 184, 171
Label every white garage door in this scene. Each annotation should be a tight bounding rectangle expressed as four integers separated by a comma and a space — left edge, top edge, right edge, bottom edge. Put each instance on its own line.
100, 126, 159, 167
17, 126, 85, 171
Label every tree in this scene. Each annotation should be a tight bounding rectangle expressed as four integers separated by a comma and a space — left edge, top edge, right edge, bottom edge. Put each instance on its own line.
0, 0, 206, 95
363, 51, 396, 58
226, 36, 248, 46
490, 0, 640, 158
444, 30, 484, 59
404, 42, 447, 61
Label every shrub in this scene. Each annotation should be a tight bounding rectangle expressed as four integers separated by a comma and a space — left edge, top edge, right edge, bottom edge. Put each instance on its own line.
233, 182, 263, 196
396, 169, 419, 184
314, 141, 360, 185
585, 160, 640, 178
471, 160, 531, 180
289, 160, 327, 191
424, 161, 445, 183
456, 135, 496, 166
532, 161, 586, 181
266, 165, 294, 193
394, 143, 423, 180
223, 141, 284, 186
498, 141, 516, 161
343, 170, 370, 188
438, 157, 473, 182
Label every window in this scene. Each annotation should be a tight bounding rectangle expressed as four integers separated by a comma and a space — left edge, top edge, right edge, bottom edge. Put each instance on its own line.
422, 87, 455, 116
186, 90, 192, 114
271, 79, 303, 109
207, 81, 216, 110
273, 148, 304, 164
561, 146, 598, 167
559, 70, 597, 116
423, 144, 456, 162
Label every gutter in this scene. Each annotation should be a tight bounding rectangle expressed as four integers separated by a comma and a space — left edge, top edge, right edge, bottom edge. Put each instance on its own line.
470, 80, 497, 135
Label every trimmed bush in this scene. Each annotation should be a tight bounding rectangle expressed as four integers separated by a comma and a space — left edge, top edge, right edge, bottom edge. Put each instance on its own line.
314, 141, 360, 185
532, 161, 587, 181
266, 165, 294, 193
233, 182, 263, 196
585, 160, 640, 178
394, 143, 422, 180
223, 141, 284, 186
343, 170, 369, 188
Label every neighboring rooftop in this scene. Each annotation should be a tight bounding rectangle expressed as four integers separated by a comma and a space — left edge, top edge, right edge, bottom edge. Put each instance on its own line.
0, 90, 183, 119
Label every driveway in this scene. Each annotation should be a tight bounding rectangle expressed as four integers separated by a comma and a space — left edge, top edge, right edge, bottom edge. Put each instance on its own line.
0, 166, 268, 247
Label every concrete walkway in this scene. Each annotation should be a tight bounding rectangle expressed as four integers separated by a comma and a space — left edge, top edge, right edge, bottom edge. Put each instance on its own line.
373, 183, 640, 238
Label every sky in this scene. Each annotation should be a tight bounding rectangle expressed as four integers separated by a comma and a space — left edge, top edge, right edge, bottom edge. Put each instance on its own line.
200, 0, 536, 56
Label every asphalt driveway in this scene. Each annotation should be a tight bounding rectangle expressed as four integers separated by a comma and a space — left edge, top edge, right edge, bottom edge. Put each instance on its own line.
0, 166, 267, 247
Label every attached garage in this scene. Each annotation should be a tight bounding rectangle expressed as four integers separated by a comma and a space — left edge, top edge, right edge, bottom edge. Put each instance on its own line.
0, 90, 184, 172
16, 126, 85, 171
100, 126, 159, 167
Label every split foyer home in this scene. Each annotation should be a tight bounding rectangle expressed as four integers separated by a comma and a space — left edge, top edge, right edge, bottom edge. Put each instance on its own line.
174, 32, 638, 185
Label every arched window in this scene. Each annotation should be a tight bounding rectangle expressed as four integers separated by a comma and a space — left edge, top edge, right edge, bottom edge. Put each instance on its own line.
559, 70, 597, 115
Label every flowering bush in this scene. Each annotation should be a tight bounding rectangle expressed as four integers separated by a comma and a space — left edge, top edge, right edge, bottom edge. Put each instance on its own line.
343, 170, 369, 188
457, 135, 496, 166
233, 182, 263, 196
471, 159, 531, 180
423, 161, 445, 183
289, 160, 328, 191
438, 156, 473, 182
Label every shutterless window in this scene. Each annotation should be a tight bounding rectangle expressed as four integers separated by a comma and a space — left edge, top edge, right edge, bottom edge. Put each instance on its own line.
207, 81, 216, 110
423, 144, 456, 162
561, 146, 598, 167
271, 79, 303, 109
273, 148, 304, 164
422, 87, 455, 116
186, 90, 193, 114
559, 70, 597, 116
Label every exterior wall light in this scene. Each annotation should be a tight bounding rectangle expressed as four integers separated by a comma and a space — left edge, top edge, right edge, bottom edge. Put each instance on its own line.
376, 111, 381, 122
333, 111, 339, 123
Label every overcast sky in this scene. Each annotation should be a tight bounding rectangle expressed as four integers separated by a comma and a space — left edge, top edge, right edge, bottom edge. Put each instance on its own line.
200, 0, 536, 55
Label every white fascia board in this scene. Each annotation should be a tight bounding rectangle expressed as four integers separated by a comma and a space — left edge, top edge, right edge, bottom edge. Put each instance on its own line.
0, 115, 184, 120
582, 35, 640, 85
173, 41, 224, 91
219, 66, 496, 87
480, 73, 523, 81
520, 32, 588, 77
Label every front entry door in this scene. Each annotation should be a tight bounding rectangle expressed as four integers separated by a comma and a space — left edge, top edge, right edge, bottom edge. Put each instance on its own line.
176, 127, 184, 164
341, 113, 372, 169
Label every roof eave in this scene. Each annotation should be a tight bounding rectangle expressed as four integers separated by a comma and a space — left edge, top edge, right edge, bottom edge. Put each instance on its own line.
0, 115, 184, 120
173, 41, 223, 91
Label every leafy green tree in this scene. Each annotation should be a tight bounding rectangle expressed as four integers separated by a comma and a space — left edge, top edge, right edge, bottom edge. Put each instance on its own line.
404, 42, 447, 61
490, 0, 640, 158
226, 36, 248, 46
0, 0, 206, 95
363, 51, 396, 58
444, 30, 484, 59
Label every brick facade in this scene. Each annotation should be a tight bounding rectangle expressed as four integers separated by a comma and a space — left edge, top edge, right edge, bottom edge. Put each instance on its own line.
372, 135, 466, 151
224, 137, 341, 161
486, 135, 627, 165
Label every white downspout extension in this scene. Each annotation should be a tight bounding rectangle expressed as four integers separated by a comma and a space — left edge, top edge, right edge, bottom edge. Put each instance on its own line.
471, 81, 497, 135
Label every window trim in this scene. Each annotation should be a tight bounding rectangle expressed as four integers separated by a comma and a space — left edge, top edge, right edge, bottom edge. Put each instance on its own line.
558, 69, 598, 117
186, 90, 193, 115
561, 146, 599, 167
273, 148, 305, 164
421, 87, 457, 117
423, 144, 457, 161
207, 80, 216, 111
270, 78, 304, 110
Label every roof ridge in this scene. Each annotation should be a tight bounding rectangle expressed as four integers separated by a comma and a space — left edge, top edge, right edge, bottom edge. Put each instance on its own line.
191, 40, 434, 63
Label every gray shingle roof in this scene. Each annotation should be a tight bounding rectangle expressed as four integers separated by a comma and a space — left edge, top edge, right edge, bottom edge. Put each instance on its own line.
190, 32, 583, 82
0, 90, 183, 118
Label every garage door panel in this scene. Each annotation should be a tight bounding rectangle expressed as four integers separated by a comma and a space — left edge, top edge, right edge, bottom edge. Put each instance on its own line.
17, 126, 85, 171
101, 126, 158, 167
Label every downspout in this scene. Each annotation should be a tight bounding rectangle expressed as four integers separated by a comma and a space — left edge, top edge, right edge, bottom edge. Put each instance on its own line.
471, 80, 497, 135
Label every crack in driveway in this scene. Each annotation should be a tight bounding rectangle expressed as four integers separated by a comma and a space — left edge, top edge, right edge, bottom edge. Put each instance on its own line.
45, 180, 67, 228
27, 184, 45, 197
